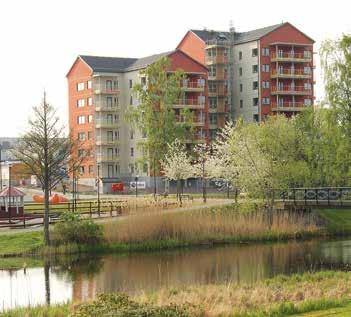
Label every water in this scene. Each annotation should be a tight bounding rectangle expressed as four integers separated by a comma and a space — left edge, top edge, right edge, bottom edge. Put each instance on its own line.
2, 238, 351, 311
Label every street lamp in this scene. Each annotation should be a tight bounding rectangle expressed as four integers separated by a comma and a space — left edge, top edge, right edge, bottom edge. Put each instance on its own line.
8, 162, 12, 223
135, 174, 139, 198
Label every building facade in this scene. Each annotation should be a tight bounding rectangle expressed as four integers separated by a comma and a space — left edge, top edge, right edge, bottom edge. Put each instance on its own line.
67, 50, 208, 190
177, 22, 314, 140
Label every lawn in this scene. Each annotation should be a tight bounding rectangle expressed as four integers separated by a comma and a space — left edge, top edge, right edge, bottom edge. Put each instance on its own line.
0, 231, 43, 256
294, 303, 351, 316
315, 208, 351, 233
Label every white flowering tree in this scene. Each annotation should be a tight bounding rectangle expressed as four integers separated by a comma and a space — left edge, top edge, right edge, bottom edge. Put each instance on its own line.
161, 139, 194, 204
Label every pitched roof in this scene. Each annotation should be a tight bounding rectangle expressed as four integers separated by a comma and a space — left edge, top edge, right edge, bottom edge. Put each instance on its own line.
79, 51, 174, 73
191, 23, 283, 44
0, 187, 25, 197
79, 55, 138, 73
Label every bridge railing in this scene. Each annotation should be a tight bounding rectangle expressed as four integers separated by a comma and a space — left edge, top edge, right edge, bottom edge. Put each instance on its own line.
274, 187, 351, 206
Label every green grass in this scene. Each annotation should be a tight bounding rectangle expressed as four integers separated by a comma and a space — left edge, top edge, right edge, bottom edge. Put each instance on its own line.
315, 208, 351, 234
292, 302, 351, 316
0, 231, 43, 257
1, 304, 69, 317
0, 257, 43, 269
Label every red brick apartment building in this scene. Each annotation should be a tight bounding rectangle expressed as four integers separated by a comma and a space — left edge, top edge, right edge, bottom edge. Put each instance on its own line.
67, 50, 208, 189
177, 22, 314, 140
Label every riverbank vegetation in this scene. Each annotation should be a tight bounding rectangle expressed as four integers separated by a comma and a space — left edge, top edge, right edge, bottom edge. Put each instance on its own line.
3, 271, 351, 316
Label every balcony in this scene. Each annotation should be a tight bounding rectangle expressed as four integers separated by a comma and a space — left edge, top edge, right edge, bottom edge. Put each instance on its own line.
271, 102, 311, 112
271, 69, 312, 79
271, 52, 312, 63
176, 115, 205, 127
173, 99, 205, 110
205, 39, 231, 48
95, 137, 119, 146
181, 81, 205, 92
271, 85, 312, 96
208, 70, 227, 81
95, 119, 119, 129
95, 102, 119, 112
205, 55, 228, 65
209, 123, 217, 129
208, 85, 228, 97
96, 155, 119, 163
94, 85, 119, 95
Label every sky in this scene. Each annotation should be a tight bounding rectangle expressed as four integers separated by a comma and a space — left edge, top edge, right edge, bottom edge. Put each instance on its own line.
0, 0, 350, 137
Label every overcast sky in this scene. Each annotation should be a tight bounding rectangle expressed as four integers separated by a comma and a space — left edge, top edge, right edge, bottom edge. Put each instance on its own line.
0, 0, 350, 137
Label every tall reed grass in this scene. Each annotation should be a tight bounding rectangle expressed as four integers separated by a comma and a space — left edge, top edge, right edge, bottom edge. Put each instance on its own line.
104, 207, 321, 244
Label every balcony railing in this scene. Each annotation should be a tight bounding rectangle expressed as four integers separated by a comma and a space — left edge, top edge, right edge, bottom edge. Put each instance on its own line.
94, 85, 119, 95
208, 71, 227, 81
95, 137, 119, 146
271, 85, 312, 95
174, 99, 205, 109
95, 119, 119, 128
176, 116, 205, 126
95, 102, 119, 112
96, 155, 119, 163
271, 69, 312, 79
271, 102, 311, 112
181, 81, 205, 92
208, 85, 228, 97
205, 55, 228, 65
271, 52, 312, 62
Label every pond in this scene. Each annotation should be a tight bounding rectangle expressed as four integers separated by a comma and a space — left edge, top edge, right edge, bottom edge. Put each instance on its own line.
1, 238, 351, 311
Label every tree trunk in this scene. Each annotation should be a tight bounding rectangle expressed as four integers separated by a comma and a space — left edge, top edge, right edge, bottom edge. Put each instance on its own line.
44, 262, 51, 306
44, 182, 50, 246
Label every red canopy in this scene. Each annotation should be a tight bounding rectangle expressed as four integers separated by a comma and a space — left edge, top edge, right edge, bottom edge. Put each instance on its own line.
0, 187, 25, 197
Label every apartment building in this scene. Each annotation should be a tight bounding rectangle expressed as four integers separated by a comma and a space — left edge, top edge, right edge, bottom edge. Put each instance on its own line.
67, 50, 208, 191
177, 22, 314, 140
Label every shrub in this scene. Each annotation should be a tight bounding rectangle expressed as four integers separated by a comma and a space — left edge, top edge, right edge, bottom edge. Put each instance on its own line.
52, 212, 104, 246
71, 293, 199, 317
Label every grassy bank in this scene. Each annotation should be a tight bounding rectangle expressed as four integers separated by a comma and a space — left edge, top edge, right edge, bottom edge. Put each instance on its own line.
0, 205, 323, 259
3, 271, 351, 316
316, 208, 351, 234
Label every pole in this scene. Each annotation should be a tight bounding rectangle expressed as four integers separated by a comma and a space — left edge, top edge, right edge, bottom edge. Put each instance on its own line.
97, 165, 100, 214
153, 155, 157, 196
0, 146, 2, 190
8, 164, 11, 223
202, 158, 206, 203
135, 176, 138, 198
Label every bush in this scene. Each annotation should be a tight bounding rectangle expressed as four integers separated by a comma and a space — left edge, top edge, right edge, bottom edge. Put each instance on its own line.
52, 212, 104, 245
71, 293, 199, 317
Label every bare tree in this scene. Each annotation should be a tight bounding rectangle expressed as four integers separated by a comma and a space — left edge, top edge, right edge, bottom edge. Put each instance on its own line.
12, 93, 85, 245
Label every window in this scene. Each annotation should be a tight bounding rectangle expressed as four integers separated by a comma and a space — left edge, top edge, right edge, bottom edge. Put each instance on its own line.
78, 132, 85, 141
107, 96, 113, 108
262, 97, 270, 105
253, 114, 259, 122
304, 66, 311, 74
209, 65, 216, 77
252, 65, 258, 73
209, 82, 217, 93
252, 81, 258, 90
106, 80, 112, 91
77, 82, 84, 91
89, 165, 94, 174
130, 130, 134, 140
115, 164, 120, 174
240, 83, 243, 92
239, 51, 242, 60
88, 97, 93, 106
209, 113, 217, 124
79, 166, 85, 174
262, 47, 269, 56
114, 114, 119, 123
77, 99, 85, 107
252, 48, 258, 57
87, 80, 92, 89
262, 64, 270, 72
304, 50, 311, 58
114, 97, 119, 107
130, 147, 134, 157
304, 83, 312, 90
240, 100, 243, 108
113, 80, 118, 90
209, 97, 217, 109
239, 67, 242, 76
107, 131, 113, 142
108, 165, 114, 178
115, 130, 120, 140
262, 81, 270, 89
304, 98, 312, 106
129, 79, 133, 89
77, 116, 85, 124
115, 147, 120, 156
88, 115, 93, 123
130, 96, 133, 105
253, 98, 259, 107
88, 131, 92, 140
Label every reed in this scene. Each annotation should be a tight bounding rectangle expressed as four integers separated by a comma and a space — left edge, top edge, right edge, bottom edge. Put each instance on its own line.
104, 208, 322, 245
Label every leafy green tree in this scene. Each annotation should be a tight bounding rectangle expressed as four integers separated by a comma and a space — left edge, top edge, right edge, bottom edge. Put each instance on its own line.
126, 57, 193, 193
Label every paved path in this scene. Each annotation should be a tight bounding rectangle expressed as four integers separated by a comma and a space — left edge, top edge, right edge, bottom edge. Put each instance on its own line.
0, 200, 234, 235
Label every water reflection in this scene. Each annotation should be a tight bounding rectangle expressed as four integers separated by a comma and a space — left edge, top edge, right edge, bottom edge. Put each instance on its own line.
2, 239, 351, 311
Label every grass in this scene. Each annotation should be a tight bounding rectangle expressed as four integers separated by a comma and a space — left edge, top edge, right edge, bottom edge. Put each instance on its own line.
315, 208, 351, 234
0, 231, 43, 257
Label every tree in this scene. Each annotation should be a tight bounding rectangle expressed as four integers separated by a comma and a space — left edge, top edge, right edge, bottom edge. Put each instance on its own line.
161, 139, 194, 205
126, 57, 193, 195
12, 93, 85, 245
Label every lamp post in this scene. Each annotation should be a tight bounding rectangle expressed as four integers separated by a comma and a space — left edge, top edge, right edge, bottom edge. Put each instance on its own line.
97, 165, 100, 215
135, 175, 139, 198
8, 162, 12, 223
